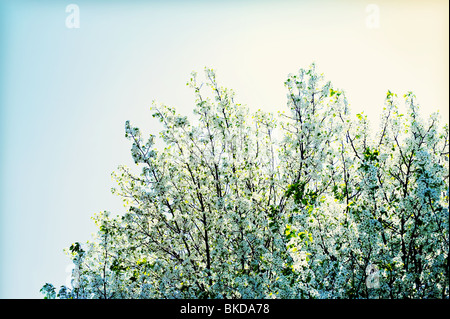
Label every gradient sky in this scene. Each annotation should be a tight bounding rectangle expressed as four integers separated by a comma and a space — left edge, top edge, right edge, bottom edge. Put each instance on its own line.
0, 0, 448, 298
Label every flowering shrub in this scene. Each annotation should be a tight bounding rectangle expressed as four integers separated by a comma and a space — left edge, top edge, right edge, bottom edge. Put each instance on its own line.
41, 64, 449, 299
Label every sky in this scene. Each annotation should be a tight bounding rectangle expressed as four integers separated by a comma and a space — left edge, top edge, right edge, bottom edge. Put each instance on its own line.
0, 0, 448, 298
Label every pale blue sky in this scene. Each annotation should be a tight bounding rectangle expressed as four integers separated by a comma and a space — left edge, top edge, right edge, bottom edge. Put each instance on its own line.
0, 0, 448, 298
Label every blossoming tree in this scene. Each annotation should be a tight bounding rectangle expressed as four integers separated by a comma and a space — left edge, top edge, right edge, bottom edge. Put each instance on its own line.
41, 64, 449, 299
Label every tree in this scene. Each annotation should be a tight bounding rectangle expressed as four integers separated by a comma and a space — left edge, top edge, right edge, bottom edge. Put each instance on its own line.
41, 64, 449, 299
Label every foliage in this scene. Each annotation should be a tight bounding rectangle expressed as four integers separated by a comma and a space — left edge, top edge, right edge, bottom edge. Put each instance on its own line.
41, 64, 449, 299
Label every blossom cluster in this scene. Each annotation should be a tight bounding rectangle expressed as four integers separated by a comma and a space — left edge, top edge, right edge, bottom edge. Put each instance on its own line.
41, 64, 449, 299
